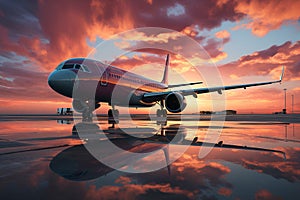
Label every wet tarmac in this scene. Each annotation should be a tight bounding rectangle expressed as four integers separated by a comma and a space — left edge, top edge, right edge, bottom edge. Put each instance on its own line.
0, 114, 300, 200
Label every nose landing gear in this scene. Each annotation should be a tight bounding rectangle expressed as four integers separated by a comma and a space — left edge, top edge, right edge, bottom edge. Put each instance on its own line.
78, 100, 100, 122
82, 108, 93, 122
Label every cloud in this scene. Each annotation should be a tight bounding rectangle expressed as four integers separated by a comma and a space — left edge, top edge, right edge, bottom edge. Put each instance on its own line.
218, 187, 232, 197
215, 30, 230, 39
233, 0, 300, 36
0, 1, 42, 40
217, 40, 300, 113
0, 0, 299, 113
0, 0, 246, 73
0, 60, 70, 113
1, 140, 297, 199
114, 28, 230, 68
220, 41, 300, 80
84, 174, 196, 199
1, 0, 299, 73
255, 189, 283, 200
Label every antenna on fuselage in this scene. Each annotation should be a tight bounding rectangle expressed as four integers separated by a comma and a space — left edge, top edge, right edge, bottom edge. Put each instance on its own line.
161, 54, 169, 85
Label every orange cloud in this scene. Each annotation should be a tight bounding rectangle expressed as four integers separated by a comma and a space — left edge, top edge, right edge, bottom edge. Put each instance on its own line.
233, 0, 300, 36
218, 187, 232, 197
220, 41, 300, 80
115, 176, 131, 185
215, 30, 230, 39
85, 183, 195, 200
1, 0, 299, 114
255, 189, 283, 200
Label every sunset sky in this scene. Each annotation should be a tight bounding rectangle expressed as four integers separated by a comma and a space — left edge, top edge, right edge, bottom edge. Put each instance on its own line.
0, 0, 300, 114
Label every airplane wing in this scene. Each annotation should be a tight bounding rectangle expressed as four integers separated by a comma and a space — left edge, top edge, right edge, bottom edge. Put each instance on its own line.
168, 81, 203, 88
143, 66, 284, 102
145, 136, 286, 159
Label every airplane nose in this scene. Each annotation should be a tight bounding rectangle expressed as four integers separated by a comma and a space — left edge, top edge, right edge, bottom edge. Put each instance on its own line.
48, 70, 77, 98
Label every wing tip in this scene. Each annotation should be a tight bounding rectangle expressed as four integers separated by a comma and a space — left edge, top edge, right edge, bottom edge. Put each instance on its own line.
280, 66, 285, 82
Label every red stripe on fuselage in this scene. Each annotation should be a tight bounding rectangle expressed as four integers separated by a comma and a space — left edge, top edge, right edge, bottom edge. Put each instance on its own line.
67, 58, 167, 106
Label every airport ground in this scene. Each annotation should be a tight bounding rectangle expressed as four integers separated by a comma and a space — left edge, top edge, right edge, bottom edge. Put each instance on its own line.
0, 114, 299, 199
1, 113, 300, 123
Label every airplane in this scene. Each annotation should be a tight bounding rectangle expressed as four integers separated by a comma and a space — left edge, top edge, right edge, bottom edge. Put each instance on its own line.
48, 54, 284, 121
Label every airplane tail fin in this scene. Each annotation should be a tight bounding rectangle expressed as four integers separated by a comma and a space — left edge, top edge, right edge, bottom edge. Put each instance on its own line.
161, 54, 169, 85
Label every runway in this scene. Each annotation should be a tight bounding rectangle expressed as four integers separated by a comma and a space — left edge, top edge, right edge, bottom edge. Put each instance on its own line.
0, 114, 299, 199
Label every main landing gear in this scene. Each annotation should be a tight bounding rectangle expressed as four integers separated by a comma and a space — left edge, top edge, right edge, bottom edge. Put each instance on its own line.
108, 105, 119, 127
156, 100, 167, 117
156, 100, 168, 126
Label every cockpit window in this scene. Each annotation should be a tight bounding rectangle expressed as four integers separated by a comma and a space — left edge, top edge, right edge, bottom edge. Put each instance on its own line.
74, 64, 90, 72
81, 65, 90, 72
62, 64, 74, 69
55, 62, 64, 70
56, 62, 90, 73
74, 64, 81, 70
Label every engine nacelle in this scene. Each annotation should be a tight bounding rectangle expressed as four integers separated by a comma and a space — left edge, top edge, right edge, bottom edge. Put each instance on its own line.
165, 92, 187, 113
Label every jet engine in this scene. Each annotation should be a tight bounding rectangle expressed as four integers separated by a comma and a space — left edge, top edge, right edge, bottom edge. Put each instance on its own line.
165, 92, 187, 113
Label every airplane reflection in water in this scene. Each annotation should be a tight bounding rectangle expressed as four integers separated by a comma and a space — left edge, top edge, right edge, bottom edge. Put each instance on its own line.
1, 117, 300, 199
50, 122, 286, 181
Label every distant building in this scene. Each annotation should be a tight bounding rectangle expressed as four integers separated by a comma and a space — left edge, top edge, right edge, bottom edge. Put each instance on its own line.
273, 111, 286, 114
200, 110, 237, 115
57, 108, 73, 115
200, 111, 213, 115
214, 110, 237, 115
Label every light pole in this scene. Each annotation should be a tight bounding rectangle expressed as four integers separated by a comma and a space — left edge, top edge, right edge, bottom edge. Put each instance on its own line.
292, 94, 294, 114
283, 88, 287, 114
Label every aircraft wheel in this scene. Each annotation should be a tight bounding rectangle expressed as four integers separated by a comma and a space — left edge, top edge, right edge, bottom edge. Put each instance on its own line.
162, 109, 167, 117
82, 109, 93, 122
157, 109, 162, 117
113, 109, 119, 118
108, 109, 113, 118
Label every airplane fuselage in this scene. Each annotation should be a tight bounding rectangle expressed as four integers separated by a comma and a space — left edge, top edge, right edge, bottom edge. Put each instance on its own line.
48, 56, 284, 119
48, 58, 167, 108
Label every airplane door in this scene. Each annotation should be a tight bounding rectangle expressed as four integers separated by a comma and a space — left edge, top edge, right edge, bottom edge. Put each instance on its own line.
101, 71, 108, 86
96, 63, 108, 86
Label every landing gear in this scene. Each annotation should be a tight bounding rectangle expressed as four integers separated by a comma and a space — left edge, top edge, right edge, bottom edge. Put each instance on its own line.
82, 108, 93, 122
76, 100, 100, 122
108, 109, 119, 118
108, 105, 119, 127
156, 100, 167, 117
156, 109, 167, 117
156, 100, 167, 125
